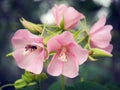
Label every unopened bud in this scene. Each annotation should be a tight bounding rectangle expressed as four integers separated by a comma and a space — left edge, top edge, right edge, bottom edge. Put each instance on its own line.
35, 72, 48, 81
14, 79, 27, 89
20, 17, 42, 34
89, 48, 112, 61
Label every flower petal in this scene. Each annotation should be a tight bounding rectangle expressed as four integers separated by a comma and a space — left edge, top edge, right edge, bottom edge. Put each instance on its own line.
90, 16, 106, 34
62, 52, 79, 78
47, 36, 61, 53
56, 31, 75, 45
101, 44, 113, 53
11, 29, 43, 49
47, 51, 63, 76
90, 25, 113, 48
47, 31, 74, 52
52, 4, 84, 29
25, 50, 45, 74
13, 48, 26, 68
13, 48, 44, 74
67, 43, 88, 65
64, 7, 84, 29
52, 4, 68, 26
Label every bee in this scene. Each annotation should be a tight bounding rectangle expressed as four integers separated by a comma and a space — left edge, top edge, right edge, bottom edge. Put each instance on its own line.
25, 45, 37, 51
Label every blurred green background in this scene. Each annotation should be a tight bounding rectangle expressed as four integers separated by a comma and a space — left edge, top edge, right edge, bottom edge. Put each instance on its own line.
0, 0, 120, 90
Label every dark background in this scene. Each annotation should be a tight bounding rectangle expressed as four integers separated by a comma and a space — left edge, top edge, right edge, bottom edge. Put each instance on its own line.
0, 0, 120, 90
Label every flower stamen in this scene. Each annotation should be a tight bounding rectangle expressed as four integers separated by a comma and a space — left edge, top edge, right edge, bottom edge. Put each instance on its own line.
58, 47, 67, 62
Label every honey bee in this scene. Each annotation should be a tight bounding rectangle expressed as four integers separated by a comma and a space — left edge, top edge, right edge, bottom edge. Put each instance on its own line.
25, 45, 37, 51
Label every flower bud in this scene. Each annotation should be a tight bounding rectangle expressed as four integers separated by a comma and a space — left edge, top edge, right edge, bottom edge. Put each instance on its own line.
35, 72, 48, 81
89, 48, 112, 60
22, 74, 33, 83
52, 4, 84, 29
14, 79, 27, 89
20, 17, 42, 34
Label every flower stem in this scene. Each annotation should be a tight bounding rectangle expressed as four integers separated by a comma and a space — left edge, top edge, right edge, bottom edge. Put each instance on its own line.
83, 17, 87, 30
61, 75, 65, 90
41, 24, 46, 37
0, 83, 14, 90
46, 25, 58, 29
78, 36, 87, 44
28, 82, 37, 86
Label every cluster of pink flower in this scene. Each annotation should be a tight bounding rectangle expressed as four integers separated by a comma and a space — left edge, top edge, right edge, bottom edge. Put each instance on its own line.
11, 4, 113, 78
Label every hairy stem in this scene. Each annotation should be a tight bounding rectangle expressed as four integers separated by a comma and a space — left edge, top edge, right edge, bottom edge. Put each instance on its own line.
0, 83, 14, 90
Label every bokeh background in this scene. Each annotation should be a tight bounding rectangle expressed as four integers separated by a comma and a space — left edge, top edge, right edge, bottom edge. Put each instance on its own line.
0, 0, 120, 90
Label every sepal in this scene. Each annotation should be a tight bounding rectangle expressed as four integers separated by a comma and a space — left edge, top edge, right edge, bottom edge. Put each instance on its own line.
60, 16, 64, 29
20, 17, 42, 34
89, 48, 112, 61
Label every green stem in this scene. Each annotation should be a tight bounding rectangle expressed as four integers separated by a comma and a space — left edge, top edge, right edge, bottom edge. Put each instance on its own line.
46, 25, 58, 29
41, 24, 46, 37
27, 82, 36, 86
45, 28, 55, 35
38, 80, 41, 90
0, 83, 14, 90
83, 17, 89, 35
83, 17, 87, 30
77, 37, 86, 44
87, 37, 91, 49
61, 75, 65, 90
79, 21, 84, 29
36, 83, 41, 90
84, 43, 89, 49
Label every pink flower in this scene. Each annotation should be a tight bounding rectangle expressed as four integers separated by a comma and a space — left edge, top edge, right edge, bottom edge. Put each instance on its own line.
52, 4, 84, 29
47, 31, 88, 78
90, 16, 113, 53
11, 29, 47, 74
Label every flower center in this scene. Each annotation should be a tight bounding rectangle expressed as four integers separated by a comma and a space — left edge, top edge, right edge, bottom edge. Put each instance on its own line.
58, 47, 67, 62
23, 45, 38, 55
